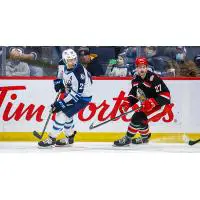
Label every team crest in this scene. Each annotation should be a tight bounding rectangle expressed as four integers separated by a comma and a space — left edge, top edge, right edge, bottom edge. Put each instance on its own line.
136, 88, 147, 102
81, 74, 85, 80
150, 75, 154, 81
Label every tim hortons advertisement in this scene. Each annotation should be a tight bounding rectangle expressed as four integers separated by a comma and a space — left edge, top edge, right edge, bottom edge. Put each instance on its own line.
0, 78, 200, 134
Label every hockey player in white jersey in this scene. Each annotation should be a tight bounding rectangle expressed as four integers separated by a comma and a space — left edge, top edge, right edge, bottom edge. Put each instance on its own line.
38, 49, 93, 147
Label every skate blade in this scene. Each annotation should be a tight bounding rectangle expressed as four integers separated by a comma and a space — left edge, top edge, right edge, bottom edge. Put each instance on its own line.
37, 144, 56, 149
131, 142, 149, 145
112, 144, 130, 147
55, 144, 73, 147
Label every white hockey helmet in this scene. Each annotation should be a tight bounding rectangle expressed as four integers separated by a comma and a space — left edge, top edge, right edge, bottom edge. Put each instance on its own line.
62, 49, 78, 68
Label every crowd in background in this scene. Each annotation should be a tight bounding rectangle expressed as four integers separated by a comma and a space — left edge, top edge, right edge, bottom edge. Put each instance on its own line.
0, 46, 200, 77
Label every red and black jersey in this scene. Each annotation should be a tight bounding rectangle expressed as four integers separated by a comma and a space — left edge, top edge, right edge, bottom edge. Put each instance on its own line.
127, 70, 171, 106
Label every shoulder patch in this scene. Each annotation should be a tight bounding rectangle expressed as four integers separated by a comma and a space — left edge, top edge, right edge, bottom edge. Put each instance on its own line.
80, 73, 85, 80
150, 75, 154, 82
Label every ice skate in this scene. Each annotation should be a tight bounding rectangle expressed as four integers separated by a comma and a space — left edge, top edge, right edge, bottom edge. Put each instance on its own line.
38, 136, 56, 148
132, 133, 151, 144
113, 135, 132, 147
56, 131, 77, 146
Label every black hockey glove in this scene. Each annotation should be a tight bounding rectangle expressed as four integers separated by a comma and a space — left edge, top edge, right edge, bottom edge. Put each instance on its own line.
53, 79, 65, 93
51, 100, 66, 113
51, 100, 74, 113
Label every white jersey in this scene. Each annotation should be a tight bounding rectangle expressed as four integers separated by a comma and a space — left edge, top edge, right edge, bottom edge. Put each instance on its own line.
57, 63, 92, 103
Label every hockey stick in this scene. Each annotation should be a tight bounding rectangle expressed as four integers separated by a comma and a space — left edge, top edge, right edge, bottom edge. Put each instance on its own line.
188, 138, 200, 146
89, 107, 142, 130
33, 91, 61, 139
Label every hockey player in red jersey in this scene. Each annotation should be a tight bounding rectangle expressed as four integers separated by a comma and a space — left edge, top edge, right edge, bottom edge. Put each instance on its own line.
114, 57, 171, 146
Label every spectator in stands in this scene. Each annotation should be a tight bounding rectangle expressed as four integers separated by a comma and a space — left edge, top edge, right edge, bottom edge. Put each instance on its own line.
78, 46, 104, 76
8, 47, 43, 76
121, 47, 137, 75
25, 47, 43, 76
166, 47, 200, 77
109, 47, 138, 76
24, 46, 43, 76
144, 46, 176, 76
105, 53, 128, 77
163, 47, 177, 60
194, 55, 200, 68
175, 46, 187, 64
5, 48, 30, 76
177, 60, 200, 77
168, 58, 200, 77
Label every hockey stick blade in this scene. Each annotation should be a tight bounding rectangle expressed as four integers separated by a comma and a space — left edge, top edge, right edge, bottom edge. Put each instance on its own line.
33, 131, 43, 139
89, 122, 95, 130
188, 139, 200, 146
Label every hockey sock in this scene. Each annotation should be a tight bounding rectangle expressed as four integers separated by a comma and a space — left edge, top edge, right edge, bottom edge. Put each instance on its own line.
49, 120, 65, 138
64, 119, 75, 137
126, 124, 138, 138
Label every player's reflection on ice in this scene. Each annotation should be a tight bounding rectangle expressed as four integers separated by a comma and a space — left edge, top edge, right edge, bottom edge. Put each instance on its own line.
0, 142, 199, 153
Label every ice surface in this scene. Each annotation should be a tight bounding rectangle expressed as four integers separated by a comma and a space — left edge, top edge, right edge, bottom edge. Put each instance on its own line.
0, 142, 199, 153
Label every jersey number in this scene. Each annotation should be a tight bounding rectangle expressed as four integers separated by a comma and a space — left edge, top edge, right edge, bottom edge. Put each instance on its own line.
79, 83, 84, 90
155, 84, 161, 92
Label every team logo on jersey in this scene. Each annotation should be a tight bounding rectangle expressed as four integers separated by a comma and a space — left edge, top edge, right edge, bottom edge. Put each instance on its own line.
136, 88, 147, 102
80, 74, 85, 80
150, 75, 154, 81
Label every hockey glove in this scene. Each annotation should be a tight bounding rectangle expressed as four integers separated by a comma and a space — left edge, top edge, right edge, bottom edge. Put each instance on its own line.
132, 103, 140, 111
141, 98, 158, 112
120, 99, 142, 114
53, 79, 65, 93
51, 100, 67, 113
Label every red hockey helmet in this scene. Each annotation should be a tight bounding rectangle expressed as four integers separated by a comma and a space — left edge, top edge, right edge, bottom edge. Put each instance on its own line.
135, 57, 148, 66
